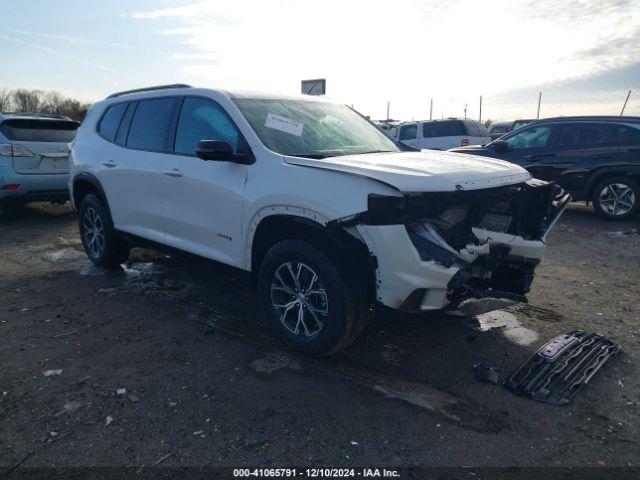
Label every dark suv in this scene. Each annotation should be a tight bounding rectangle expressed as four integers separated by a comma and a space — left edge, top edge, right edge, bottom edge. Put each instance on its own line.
451, 116, 640, 220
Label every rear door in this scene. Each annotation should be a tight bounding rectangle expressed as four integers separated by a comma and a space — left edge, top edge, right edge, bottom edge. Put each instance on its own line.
0, 119, 79, 174
528, 122, 618, 190
96, 97, 180, 243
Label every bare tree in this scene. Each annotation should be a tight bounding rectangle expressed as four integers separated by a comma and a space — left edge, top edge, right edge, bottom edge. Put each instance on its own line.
60, 98, 91, 121
483, 119, 493, 128
0, 88, 12, 112
42, 91, 65, 115
12, 89, 44, 113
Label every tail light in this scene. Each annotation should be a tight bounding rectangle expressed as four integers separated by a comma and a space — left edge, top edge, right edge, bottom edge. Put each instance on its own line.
0, 144, 35, 157
460, 138, 469, 147
11, 144, 35, 157
2, 184, 22, 191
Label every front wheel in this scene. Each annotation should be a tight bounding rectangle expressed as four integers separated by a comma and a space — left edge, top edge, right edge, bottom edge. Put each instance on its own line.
258, 239, 368, 356
78, 194, 129, 268
592, 177, 639, 221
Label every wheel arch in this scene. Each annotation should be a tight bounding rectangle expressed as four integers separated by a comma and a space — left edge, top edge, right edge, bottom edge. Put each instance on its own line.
72, 173, 111, 216
585, 166, 640, 202
248, 210, 377, 302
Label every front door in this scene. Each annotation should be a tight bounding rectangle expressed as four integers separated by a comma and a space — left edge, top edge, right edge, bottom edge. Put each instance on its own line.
162, 97, 249, 267
499, 123, 556, 168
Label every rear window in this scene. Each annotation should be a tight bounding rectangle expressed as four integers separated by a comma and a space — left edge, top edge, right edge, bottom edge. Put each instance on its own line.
422, 120, 465, 138
98, 103, 128, 142
399, 124, 417, 140
610, 123, 640, 145
490, 125, 507, 134
0, 119, 79, 142
126, 98, 178, 152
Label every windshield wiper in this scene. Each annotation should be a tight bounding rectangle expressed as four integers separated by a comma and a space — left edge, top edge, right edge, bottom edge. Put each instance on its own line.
289, 153, 333, 159
350, 150, 395, 155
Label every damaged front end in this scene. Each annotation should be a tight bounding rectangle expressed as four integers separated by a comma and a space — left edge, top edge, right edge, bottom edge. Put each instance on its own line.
332, 179, 570, 315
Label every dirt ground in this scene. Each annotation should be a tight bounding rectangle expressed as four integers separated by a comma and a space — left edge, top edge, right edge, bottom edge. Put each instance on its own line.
1, 202, 639, 471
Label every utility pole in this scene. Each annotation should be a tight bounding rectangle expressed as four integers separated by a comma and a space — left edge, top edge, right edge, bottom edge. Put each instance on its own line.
386, 101, 390, 120
621, 90, 632, 116
464, 104, 467, 119
479, 95, 482, 123
429, 98, 433, 120
536, 92, 542, 119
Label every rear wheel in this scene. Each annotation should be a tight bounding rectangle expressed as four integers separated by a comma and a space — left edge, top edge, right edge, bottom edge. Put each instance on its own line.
258, 239, 368, 356
592, 176, 639, 221
78, 194, 129, 268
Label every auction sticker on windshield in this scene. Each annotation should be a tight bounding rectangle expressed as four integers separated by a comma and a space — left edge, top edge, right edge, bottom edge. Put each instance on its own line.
265, 113, 304, 136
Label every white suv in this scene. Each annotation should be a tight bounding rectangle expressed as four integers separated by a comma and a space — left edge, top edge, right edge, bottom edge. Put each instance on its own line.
69, 84, 569, 355
395, 119, 492, 150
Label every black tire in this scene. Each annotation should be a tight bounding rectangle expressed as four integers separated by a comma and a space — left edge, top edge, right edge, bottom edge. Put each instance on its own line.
592, 176, 640, 221
78, 194, 129, 268
258, 239, 369, 356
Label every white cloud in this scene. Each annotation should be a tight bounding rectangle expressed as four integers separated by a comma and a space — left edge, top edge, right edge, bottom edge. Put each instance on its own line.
126, 0, 640, 120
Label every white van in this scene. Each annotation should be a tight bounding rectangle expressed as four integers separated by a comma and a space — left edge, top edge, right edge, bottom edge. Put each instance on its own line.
395, 119, 491, 150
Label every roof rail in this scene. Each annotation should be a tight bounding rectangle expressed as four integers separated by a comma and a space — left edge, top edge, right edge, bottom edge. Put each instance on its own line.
0, 112, 71, 120
106, 84, 192, 99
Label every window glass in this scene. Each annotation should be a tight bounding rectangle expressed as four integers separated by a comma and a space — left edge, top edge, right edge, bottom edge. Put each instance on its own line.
98, 103, 127, 142
512, 120, 531, 130
464, 121, 479, 136
505, 125, 552, 149
0, 119, 79, 142
422, 120, 465, 138
475, 122, 490, 136
127, 98, 178, 151
399, 124, 417, 140
233, 99, 398, 158
115, 102, 135, 145
491, 125, 507, 134
610, 123, 640, 145
556, 123, 610, 147
175, 98, 240, 155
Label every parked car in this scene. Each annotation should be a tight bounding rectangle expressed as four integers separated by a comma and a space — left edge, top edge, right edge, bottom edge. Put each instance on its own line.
0, 113, 79, 213
450, 116, 640, 220
488, 119, 536, 141
69, 84, 568, 355
488, 121, 511, 141
373, 120, 400, 139
394, 119, 491, 150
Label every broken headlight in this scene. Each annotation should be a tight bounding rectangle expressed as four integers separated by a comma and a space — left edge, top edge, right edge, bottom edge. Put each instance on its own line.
406, 222, 459, 267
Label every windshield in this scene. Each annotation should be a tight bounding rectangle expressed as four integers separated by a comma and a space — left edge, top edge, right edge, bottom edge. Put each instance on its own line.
233, 98, 399, 158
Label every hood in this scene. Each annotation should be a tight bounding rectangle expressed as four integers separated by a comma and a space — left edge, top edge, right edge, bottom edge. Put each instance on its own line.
448, 145, 492, 154
284, 150, 530, 193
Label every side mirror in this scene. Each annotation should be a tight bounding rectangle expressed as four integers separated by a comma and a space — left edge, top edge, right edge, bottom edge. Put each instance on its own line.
491, 140, 509, 153
196, 140, 234, 161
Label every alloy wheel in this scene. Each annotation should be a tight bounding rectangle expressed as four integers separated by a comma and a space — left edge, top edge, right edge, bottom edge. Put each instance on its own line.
598, 183, 636, 217
270, 261, 329, 338
82, 207, 105, 258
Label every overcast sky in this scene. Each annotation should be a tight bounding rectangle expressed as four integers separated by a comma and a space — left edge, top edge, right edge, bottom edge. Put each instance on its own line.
1, 0, 639, 121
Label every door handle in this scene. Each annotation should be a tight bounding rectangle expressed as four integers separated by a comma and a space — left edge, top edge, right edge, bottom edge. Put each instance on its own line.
102, 160, 117, 168
163, 169, 183, 178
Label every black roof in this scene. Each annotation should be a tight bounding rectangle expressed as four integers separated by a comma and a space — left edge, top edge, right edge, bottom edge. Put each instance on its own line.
530, 115, 640, 124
